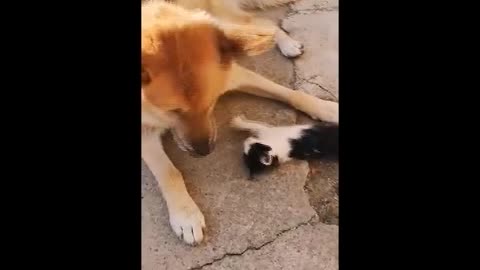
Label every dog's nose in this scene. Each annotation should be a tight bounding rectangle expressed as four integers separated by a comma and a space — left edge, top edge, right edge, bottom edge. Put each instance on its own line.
191, 141, 212, 157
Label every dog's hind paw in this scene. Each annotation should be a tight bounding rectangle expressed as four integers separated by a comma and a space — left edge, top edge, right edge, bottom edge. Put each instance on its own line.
169, 199, 206, 245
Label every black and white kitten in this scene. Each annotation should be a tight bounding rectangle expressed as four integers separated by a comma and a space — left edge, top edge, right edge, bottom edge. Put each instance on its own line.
231, 115, 338, 178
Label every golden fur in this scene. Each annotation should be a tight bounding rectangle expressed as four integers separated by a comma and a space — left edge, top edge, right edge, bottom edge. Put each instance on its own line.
141, 0, 338, 245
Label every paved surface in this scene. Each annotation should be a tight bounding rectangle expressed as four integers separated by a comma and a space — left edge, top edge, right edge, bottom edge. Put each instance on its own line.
142, 1, 339, 269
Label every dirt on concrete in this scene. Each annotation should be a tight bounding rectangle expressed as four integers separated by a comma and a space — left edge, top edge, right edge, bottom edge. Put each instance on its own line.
305, 159, 338, 225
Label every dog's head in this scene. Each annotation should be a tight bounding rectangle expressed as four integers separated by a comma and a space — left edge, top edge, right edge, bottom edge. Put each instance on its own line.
141, 2, 275, 156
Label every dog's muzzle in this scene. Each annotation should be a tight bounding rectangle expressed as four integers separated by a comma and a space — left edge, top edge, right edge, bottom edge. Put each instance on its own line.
191, 140, 215, 156
172, 118, 217, 157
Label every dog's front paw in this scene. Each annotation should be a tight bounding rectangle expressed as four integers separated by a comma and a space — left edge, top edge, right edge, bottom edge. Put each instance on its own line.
278, 37, 304, 58
169, 199, 206, 246
290, 91, 339, 123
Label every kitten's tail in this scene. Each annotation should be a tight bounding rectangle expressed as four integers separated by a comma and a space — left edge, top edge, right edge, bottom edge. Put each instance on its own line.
231, 115, 271, 134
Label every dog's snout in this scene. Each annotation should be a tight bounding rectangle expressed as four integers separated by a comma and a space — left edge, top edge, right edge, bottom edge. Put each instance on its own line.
191, 140, 213, 157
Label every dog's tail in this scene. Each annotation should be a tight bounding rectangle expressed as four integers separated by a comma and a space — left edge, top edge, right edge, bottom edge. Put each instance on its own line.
231, 115, 272, 134
240, 0, 299, 10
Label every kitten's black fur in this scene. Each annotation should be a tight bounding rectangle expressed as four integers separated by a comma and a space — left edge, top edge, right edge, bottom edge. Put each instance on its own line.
289, 123, 338, 160
244, 122, 338, 178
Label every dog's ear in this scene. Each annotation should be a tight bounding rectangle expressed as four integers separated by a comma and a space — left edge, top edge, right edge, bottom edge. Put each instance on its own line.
219, 24, 276, 57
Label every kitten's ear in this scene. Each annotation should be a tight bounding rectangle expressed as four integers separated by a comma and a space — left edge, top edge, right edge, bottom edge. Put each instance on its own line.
260, 154, 273, 165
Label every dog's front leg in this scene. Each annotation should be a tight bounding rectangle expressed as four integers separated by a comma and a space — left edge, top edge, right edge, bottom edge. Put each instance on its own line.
142, 130, 205, 245
226, 63, 338, 123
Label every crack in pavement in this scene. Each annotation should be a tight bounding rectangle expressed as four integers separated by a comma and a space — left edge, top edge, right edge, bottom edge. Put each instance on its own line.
299, 78, 338, 102
304, 159, 338, 224
284, 5, 324, 226
286, 7, 338, 17
287, 0, 338, 226
292, 67, 338, 102
304, 161, 321, 223
188, 215, 317, 270
303, 159, 339, 225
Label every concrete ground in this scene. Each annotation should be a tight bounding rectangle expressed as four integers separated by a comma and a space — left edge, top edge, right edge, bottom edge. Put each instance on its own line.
142, 1, 339, 269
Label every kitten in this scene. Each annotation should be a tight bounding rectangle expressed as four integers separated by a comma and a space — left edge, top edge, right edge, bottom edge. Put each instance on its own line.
231, 115, 338, 178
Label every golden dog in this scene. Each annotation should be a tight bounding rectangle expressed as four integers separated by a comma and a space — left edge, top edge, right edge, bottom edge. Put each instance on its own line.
142, 0, 338, 245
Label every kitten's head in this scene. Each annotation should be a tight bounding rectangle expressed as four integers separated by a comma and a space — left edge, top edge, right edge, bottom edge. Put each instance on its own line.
243, 138, 279, 179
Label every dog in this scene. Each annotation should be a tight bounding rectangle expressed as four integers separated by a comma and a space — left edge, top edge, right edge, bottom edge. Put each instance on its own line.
231, 115, 338, 178
141, 0, 339, 245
